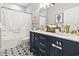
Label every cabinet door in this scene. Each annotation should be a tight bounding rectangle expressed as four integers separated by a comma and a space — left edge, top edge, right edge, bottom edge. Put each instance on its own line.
49, 36, 62, 56
30, 32, 35, 52
34, 33, 39, 48
50, 45, 62, 56
63, 39, 79, 56
33, 33, 40, 55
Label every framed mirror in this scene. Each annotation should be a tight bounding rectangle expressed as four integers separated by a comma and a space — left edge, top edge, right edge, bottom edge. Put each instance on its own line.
56, 13, 63, 23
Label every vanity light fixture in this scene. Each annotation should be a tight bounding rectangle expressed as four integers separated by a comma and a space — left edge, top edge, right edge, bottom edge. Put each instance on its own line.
40, 3, 55, 9
40, 3, 50, 9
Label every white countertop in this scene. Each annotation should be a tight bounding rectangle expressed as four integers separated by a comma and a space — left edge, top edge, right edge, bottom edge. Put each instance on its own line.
31, 30, 79, 42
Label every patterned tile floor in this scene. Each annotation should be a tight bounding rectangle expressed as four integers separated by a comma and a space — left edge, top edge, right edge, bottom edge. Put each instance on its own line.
0, 40, 33, 56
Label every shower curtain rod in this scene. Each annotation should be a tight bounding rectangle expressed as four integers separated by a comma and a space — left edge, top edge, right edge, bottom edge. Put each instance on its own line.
1, 7, 32, 14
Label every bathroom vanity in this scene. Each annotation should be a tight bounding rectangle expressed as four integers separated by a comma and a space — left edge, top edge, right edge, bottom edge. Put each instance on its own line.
30, 30, 79, 56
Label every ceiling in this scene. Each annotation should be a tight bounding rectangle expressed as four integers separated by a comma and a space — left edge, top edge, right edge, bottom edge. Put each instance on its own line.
15, 3, 30, 8
49, 3, 79, 11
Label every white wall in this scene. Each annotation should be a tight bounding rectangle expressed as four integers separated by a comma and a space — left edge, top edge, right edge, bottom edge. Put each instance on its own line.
0, 4, 1, 22
27, 3, 47, 29
64, 6, 79, 31
0, 4, 1, 49
39, 16, 46, 26
39, 8, 47, 28
26, 3, 40, 13
48, 3, 79, 25
40, 8, 47, 16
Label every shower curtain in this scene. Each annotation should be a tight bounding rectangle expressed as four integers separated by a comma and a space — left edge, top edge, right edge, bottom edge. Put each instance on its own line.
1, 8, 32, 38
0, 8, 32, 50
1, 8, 32, 33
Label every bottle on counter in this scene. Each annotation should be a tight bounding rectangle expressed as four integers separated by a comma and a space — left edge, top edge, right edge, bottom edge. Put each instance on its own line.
55, 25, 61, 33
63, 24, 70, 33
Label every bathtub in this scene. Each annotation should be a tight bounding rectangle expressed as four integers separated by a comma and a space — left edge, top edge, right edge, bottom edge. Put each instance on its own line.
0, 30, 29, 51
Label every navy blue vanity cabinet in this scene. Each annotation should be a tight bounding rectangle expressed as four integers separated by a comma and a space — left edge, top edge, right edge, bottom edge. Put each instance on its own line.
30, 31, 79, 56
63, 39, 79, 56
49, 36, 63, 56
30, 32, 35, 52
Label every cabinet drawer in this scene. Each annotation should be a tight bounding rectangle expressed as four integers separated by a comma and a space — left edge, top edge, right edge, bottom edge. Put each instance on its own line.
39, 42, 47, 47
39, 49, 48, 56
39, 40, 48, 46
38, 33, 47, 39
38, 35, 48, 45
38, 42, 48, 52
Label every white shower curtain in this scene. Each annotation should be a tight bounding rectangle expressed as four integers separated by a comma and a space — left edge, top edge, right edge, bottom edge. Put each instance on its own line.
1, 8, 32, 33
1, 8, 32, 50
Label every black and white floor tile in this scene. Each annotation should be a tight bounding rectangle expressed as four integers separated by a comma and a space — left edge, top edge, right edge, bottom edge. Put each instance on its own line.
0, 40, 33, 56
